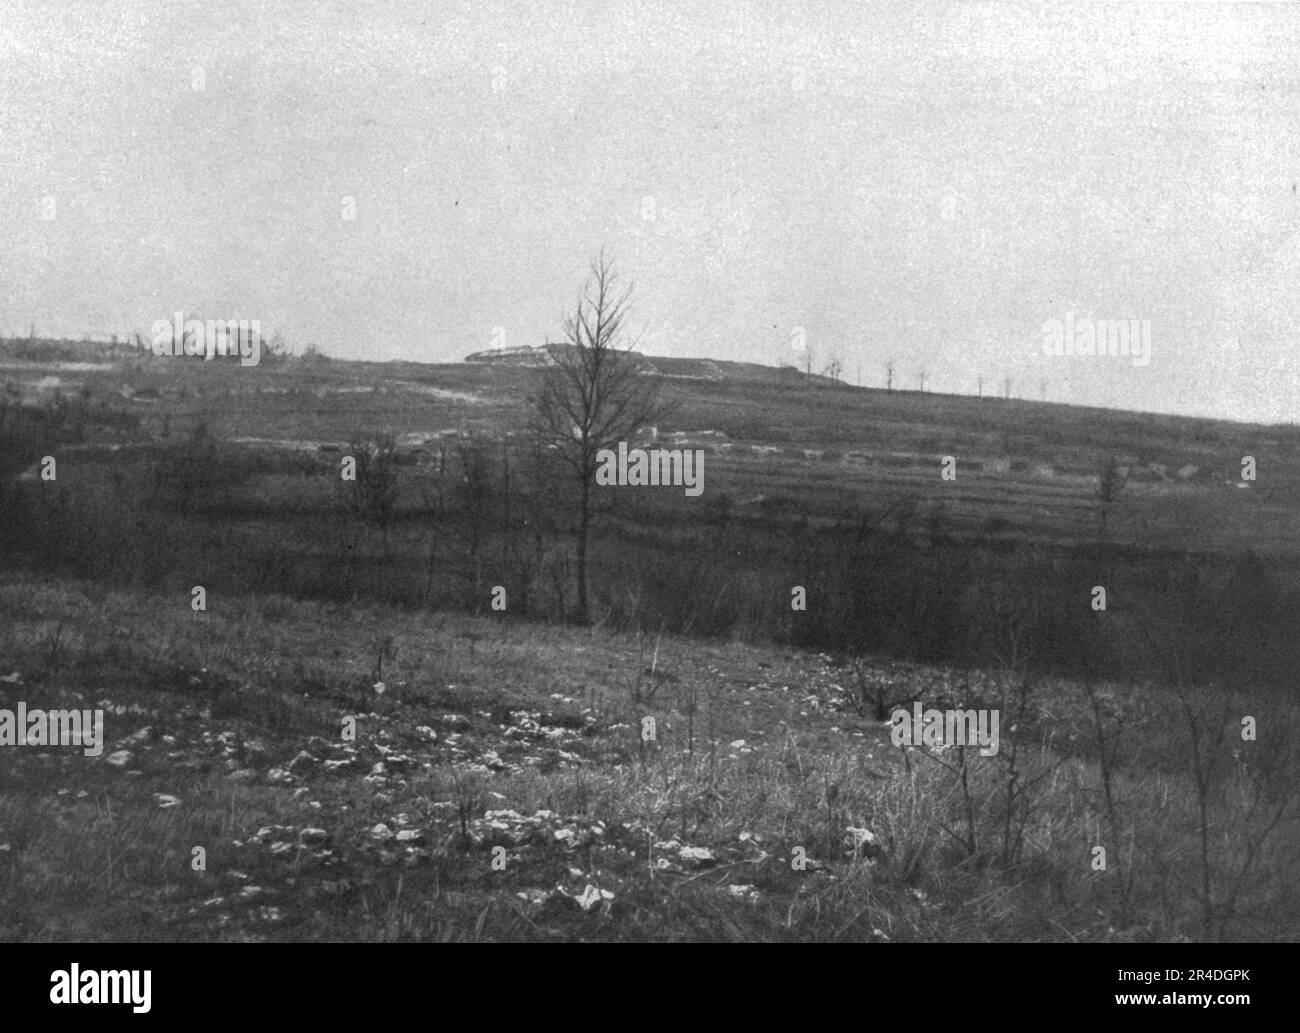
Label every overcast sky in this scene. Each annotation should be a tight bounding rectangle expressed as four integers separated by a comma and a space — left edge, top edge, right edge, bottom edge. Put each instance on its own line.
1, 1, 1296, 423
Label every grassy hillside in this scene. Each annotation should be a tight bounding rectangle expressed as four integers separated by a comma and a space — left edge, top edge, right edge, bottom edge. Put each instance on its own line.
4, 340, 1298, 558
1, 575, 1294, 942
1, 341, 1296, 943
5, 339, 1299, 687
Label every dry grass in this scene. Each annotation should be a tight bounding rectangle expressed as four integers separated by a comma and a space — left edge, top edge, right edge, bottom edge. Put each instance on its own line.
0, 574, 1294, 942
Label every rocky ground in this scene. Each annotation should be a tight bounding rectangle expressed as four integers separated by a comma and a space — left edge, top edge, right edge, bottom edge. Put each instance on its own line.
0, 575, 1292, 942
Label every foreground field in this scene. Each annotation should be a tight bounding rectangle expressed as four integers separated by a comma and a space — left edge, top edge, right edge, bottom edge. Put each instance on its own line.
1, 575, 1294, 942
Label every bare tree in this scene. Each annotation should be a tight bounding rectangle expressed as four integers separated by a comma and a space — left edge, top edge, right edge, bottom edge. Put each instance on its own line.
454, 434, 494, 608
917, 369, 928, 392
342, 429, 401, 557
885, 358, 895, 391
800, 343, 816, 381
529, 251, 675, 623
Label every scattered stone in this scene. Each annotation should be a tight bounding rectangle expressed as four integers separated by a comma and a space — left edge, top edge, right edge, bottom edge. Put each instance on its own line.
571, 884, 614, 911
679, 845, 716, 866
319, 879, 353, 896
845, 826, 884, 859
105, 750, 133, 768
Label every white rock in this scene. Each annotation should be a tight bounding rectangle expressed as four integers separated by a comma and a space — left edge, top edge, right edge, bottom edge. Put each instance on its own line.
573, 884, 614, 911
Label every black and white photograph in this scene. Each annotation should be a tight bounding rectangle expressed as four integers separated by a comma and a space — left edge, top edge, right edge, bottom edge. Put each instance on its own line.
0, 0, 1294, 989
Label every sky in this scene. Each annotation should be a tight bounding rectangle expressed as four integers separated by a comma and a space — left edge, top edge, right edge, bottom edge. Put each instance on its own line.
1, 0, 1297, 423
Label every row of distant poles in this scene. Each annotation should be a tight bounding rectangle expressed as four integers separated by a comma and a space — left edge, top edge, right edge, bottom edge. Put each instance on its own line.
810, 355, 1039, 401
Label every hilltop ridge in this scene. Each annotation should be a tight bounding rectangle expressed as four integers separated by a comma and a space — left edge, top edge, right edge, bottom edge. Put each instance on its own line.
462, 341, 826, 385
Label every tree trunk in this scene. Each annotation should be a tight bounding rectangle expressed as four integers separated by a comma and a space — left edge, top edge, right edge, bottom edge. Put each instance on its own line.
575, 476, 590, 624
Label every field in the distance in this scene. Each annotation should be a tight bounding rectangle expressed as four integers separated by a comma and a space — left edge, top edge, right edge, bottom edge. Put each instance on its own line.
6, 341, 1300, 560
